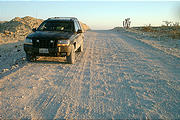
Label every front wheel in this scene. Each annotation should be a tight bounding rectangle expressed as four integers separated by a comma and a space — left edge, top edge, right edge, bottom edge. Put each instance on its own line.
77, 43, 83, 52
66, 45, 75, 64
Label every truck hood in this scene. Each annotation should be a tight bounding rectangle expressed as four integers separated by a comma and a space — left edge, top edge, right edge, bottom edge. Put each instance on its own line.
27, 31, 73, 40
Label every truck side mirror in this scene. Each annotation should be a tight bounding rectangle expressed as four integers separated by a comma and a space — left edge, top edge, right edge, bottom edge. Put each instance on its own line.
32, 28, 37, 32
77, 29, 83, 33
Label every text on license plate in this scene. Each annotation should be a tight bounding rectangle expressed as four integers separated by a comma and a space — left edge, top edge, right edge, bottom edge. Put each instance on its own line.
39, 48, 49, 53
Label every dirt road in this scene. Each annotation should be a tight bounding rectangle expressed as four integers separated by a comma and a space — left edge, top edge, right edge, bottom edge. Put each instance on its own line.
1, 30, 180, 119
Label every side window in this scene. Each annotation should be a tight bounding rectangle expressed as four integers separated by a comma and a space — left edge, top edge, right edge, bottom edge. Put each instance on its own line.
74, 21, 79, 32
77, 21, 82, 30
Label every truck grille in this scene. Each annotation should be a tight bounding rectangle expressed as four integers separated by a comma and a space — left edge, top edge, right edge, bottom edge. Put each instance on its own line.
33, 39, 57, 48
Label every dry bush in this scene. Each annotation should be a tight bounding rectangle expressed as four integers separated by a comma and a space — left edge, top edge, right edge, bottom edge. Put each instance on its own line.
169, 29, 180, 39
138, 22, 180, 39
169, 23, 180, 39
142, 24, 153, 32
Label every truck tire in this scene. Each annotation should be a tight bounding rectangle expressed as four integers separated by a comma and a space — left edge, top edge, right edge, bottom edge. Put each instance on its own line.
26, 54, 36, 62
66, 45, 75, 64
77, 43, 83, 52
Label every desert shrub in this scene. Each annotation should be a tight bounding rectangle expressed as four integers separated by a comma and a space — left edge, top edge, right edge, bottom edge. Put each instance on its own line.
167, 29, 180, 39
136, 21, 180, 39
141, 24, 153, 32
169, 24, 180, 39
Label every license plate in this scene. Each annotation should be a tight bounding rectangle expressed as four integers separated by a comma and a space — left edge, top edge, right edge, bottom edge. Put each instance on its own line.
39, 48, 49, 53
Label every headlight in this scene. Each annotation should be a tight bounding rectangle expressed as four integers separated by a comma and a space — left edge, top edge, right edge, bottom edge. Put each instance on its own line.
57, 40, 70, 46
24, 38, 32, 44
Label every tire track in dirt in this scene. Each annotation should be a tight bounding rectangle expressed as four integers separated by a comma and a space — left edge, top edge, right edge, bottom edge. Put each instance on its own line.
54, 32, 96, 119
110, 31, 180, 119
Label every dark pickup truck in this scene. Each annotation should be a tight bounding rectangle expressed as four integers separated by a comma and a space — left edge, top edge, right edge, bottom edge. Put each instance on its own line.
24, 17, 84, 64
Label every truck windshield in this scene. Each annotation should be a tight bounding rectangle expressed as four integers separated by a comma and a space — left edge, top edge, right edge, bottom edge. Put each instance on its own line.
37, 21, 74, 32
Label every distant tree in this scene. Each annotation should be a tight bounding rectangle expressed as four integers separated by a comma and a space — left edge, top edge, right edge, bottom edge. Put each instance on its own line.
123, 18, 131, 28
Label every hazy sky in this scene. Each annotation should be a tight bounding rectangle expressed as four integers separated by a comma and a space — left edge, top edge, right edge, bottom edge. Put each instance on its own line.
0, 0, 179, 29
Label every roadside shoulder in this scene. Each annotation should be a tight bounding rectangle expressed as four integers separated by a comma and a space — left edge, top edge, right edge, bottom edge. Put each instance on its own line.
112, 28, 180, 58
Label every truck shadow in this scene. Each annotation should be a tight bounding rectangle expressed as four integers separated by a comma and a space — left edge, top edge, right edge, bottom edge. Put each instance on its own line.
34, 56, 68, 64
33, 51, 82, 64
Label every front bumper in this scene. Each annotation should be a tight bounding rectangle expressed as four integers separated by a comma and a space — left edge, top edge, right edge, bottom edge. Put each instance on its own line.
24, 44, 71, 57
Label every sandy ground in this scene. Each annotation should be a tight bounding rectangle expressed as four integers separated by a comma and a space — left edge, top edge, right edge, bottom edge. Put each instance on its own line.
116, 28, 180, 58
0, 30, 180, 119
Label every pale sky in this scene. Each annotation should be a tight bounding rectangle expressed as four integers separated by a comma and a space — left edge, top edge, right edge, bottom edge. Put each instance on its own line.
0, 0, 180, 29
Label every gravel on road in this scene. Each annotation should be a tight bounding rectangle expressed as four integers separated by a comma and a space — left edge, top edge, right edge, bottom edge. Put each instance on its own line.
0, 30, 180, 119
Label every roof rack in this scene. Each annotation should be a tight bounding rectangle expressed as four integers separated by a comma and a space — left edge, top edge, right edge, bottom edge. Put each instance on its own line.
47, 17, 77, 21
